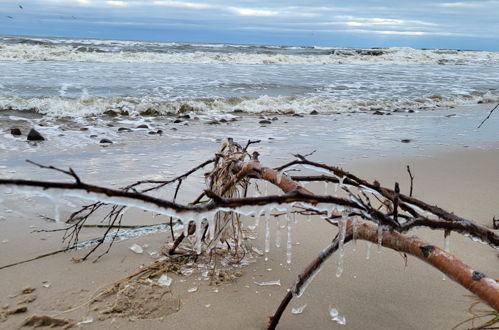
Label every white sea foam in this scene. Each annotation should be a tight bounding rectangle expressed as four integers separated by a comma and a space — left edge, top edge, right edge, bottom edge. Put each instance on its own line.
1, 39, 498, 65
1, 91, 498, 118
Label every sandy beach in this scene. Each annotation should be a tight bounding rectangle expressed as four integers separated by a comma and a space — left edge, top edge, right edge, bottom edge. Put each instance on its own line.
1, 107, 498, 329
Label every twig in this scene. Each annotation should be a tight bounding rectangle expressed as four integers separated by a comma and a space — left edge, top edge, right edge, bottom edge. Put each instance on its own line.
406, 165, 414, 197
477, 103, 499, 129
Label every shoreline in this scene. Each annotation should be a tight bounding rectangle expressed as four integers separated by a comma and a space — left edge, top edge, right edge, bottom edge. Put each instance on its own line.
1, 139, 498, 329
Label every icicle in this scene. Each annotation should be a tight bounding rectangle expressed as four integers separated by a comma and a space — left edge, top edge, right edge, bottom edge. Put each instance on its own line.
208, 217, 215, 245
255, 280, 281, 286
275, 216, 281, 248
276, 170, 284, 185
444, 234, 451, 253
323, 181, 328, 195
336, 215, 347, 278
306, 214, 312, 222
334, 183, 338, 194
54, 204, 60, 222
264, 210, 271, 258
286, 212, 292, 264
377, 225, 383, 253
352, 217, 358, 252
443, 232, 451, 280
366, 242, 372, 260
264, 181, 268, 196
194, 216, 203, 254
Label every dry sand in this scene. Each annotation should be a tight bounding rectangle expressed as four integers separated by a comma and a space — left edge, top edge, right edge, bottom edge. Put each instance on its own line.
0, 143, 498, 329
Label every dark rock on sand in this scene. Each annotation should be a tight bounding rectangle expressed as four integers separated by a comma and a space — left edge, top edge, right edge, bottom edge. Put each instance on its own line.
401, 139, 412, 143
259, 120, 272, 124
137, 124, 149, 129
271, 117, 278, 121
79, 127, 88, 131
118, 127, 132, 132
27, 129, 45, 141
207, 120, 220, 125
373, 111, 384, 115
178, 114, 190, 119
99, 138, 113, 144
148, 131, 156, 135
173, 119, 182, 124
157, 129, 163, 135
219, 118, 228, 123
10, 128, 22, 136
90, 135, 98, 138
310, 110, 319, 115
293, 113, 304, 117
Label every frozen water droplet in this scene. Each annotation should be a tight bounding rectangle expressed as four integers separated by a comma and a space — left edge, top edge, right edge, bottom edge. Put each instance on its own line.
188, 287, 198, 293
129, 244, 143, 254
158, 274, 172, 287
329, 307, 346, 325
42, 283, 51, 288
254, 280, 281, 286
205, 304, 211, 308
291, 304, 307, 315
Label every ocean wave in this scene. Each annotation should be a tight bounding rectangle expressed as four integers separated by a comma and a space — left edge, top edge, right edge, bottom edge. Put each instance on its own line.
1, 39, 498, 65
1, 92, 498, 118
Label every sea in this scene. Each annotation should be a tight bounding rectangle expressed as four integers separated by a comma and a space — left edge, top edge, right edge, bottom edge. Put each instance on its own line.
1, 35, 499, 118
1, 35, 499, 184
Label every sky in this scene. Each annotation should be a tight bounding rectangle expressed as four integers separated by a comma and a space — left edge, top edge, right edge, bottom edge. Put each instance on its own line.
1, 0, 499, 50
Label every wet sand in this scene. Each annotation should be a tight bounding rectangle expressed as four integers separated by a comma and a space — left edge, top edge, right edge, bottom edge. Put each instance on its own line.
0, 107, 498, 329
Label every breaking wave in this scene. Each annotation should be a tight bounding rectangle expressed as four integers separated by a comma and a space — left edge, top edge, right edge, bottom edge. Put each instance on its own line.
1, 91, 498, 118
1, 36, 498, 65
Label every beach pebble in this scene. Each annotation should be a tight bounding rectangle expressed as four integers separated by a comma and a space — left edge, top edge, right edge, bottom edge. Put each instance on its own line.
173, 119, 182, 123
401, 139, 412, 143
373, 111, 384, 115
310, 110, 319, 115
207, 120, 220, 125
118, 127, 132, 132
137, 124, 149, 129
259, 120, 272, 125
10, 128, 22, 136
27, 129, 45, 141
148, 131, 157, 135
99, 138, 113, 144
292, 113, 304, 117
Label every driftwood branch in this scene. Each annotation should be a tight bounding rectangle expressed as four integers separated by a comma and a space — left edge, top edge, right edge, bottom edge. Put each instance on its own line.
1, 138, 498, 327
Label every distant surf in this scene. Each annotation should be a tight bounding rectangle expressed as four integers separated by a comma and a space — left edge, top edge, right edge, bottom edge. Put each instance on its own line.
1, 35, 499, 118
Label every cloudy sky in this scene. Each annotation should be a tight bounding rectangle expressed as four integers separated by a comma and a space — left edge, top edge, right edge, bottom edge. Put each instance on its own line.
1, 0, 499, 50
